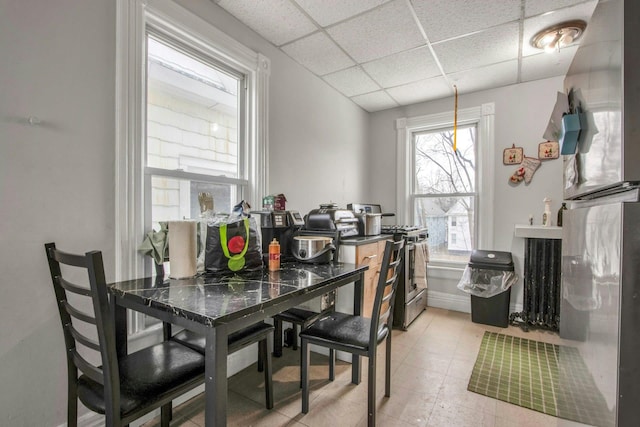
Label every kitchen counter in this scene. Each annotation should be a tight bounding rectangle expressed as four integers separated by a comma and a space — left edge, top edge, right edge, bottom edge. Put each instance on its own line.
340, 235, 391, 245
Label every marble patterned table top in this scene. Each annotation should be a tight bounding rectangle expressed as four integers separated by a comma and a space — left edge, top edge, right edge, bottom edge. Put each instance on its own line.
109, 261, 366, 328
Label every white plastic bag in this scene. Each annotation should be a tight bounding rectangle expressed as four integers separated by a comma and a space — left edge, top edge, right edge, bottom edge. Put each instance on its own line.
457, 265, 518, 298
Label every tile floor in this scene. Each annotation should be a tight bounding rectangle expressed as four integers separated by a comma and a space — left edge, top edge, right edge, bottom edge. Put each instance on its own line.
147, 307, 595, 427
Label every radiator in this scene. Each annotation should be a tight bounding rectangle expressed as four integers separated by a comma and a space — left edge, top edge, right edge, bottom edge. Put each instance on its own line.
510, 238, 562, 331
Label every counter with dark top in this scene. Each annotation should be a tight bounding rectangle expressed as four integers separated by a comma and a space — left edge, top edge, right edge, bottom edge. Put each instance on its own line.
340, 234, 391, 246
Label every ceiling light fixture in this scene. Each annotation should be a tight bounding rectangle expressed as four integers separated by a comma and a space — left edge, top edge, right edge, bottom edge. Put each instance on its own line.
531, 20, 587, 53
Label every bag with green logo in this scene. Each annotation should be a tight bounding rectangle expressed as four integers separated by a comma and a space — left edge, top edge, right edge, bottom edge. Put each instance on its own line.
204, 215, 263, 274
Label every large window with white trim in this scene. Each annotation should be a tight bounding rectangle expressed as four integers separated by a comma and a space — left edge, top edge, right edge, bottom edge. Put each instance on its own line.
396, 104, 494, 267
413, 125, 477, 263
116, 0, 269, 333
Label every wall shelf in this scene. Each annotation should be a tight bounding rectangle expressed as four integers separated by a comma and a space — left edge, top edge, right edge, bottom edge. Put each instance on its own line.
514, 225, 563, 239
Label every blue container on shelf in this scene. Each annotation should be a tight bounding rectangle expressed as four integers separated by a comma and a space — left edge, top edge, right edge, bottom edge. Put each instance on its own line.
560, 113, 581, 155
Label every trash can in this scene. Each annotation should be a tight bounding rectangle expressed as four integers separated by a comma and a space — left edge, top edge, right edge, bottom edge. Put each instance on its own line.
457, 250, 517, 328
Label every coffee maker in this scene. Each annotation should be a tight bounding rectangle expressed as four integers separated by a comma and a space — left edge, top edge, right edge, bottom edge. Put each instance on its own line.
251, 210, 304, 262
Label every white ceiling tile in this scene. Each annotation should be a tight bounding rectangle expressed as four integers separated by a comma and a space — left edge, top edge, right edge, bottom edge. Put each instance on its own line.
351, 91, 399, 112
294, 0, 390, 27
448, 60, 518, 94
362, 46, 441, 89
214, 0, 597, 108
525, 0, 590, 18
326, 0, 424, 63
217, 0, 317, 46
323, 67, 380, 97
281, 32, 355, 76
412, 0, 521, 43
520, 46, 577, 82
522, 1, 598, 56
386, 77, 452, 106
433, 22, 520, 74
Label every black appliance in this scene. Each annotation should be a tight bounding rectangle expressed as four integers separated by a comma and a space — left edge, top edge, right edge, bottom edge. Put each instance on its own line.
251, 210, 304, 262
304, 204, 359, 238
381, 225, 429, 330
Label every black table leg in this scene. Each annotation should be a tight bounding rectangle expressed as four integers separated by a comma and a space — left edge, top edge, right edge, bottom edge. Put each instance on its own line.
351, 271, 363, 385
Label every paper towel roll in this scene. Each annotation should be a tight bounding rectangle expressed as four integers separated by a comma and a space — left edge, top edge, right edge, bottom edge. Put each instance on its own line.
168, 220, 197, 279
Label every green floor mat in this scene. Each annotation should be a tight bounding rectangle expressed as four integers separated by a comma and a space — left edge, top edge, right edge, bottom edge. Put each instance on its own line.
468, 332, 614, 426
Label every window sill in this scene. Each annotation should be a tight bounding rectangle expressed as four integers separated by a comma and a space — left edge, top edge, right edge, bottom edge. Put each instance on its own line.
427, 261, 466, 280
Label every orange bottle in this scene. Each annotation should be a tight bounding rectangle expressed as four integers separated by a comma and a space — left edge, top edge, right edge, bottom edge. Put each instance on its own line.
268, 238, 280, 271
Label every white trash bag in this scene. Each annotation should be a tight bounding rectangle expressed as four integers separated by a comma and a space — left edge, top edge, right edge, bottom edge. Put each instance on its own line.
457, 265, 518, 298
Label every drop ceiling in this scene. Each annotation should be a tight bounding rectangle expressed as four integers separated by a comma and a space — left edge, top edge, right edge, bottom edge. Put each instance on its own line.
212, 0, 598, 112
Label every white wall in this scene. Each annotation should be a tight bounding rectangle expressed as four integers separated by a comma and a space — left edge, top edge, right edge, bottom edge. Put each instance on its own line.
0, 1, 369, 425
175, 1, 370, 215
368, 77, 565, 312
0, 1, 117, 425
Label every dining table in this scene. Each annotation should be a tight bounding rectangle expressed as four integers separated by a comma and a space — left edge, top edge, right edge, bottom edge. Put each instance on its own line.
108, 261, 368, 427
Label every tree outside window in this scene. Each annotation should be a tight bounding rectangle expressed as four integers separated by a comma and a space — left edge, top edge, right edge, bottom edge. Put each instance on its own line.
413, 125, 477, 263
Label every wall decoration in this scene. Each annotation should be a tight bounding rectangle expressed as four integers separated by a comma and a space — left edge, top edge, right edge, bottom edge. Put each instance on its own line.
538, 141, 559, 159
509, 157, 541, 185
503, 144, 523, 165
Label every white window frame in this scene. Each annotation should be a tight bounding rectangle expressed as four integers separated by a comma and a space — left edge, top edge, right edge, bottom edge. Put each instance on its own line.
395, 103, 494, 268
115, 0, 269, 332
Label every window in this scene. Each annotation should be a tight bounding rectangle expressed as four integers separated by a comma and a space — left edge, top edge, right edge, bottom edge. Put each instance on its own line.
414, 125, 476, 263
116, 0, 269, 334
396, 104, 494, 267
146, 34, 244, 226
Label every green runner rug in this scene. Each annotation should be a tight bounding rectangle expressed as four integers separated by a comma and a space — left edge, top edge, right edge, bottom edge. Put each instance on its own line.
468, 332, 613, 427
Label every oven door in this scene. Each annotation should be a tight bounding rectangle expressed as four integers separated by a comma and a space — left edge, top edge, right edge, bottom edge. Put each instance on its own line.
405, 243, 420, 301
406, 239, 428, 298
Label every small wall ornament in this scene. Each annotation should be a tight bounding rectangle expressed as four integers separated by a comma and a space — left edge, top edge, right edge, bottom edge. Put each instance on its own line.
538, 141, 559, 159
503, 144, 523, 165
509, 157, 541, 185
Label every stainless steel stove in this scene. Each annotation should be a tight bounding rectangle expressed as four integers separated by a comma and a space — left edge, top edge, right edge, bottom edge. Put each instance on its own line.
381, 226, 429, 329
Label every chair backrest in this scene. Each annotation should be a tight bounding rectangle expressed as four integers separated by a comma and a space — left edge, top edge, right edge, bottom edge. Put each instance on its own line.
369, 239, 405, 344
45, 243, 120, 406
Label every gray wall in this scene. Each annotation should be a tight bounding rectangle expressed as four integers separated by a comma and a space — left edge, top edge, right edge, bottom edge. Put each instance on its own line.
368, 77, 565, 311
1, 1, 117, 425
0, 1, 368, 425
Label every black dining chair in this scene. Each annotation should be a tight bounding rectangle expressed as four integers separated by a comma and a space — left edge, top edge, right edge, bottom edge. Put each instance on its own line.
273, 307, 325, 357
45, 242, 205, 427
299, 239, 404, 427
166, 323, 274, 409
272, 230, 339, 371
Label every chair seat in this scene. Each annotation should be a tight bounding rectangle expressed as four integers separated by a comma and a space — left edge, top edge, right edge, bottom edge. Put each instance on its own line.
171, 322, 274, 354
299, 312, 389, 351
274, 307, 323, 326
171, 322, 275, 410
77, 341, 205, 417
